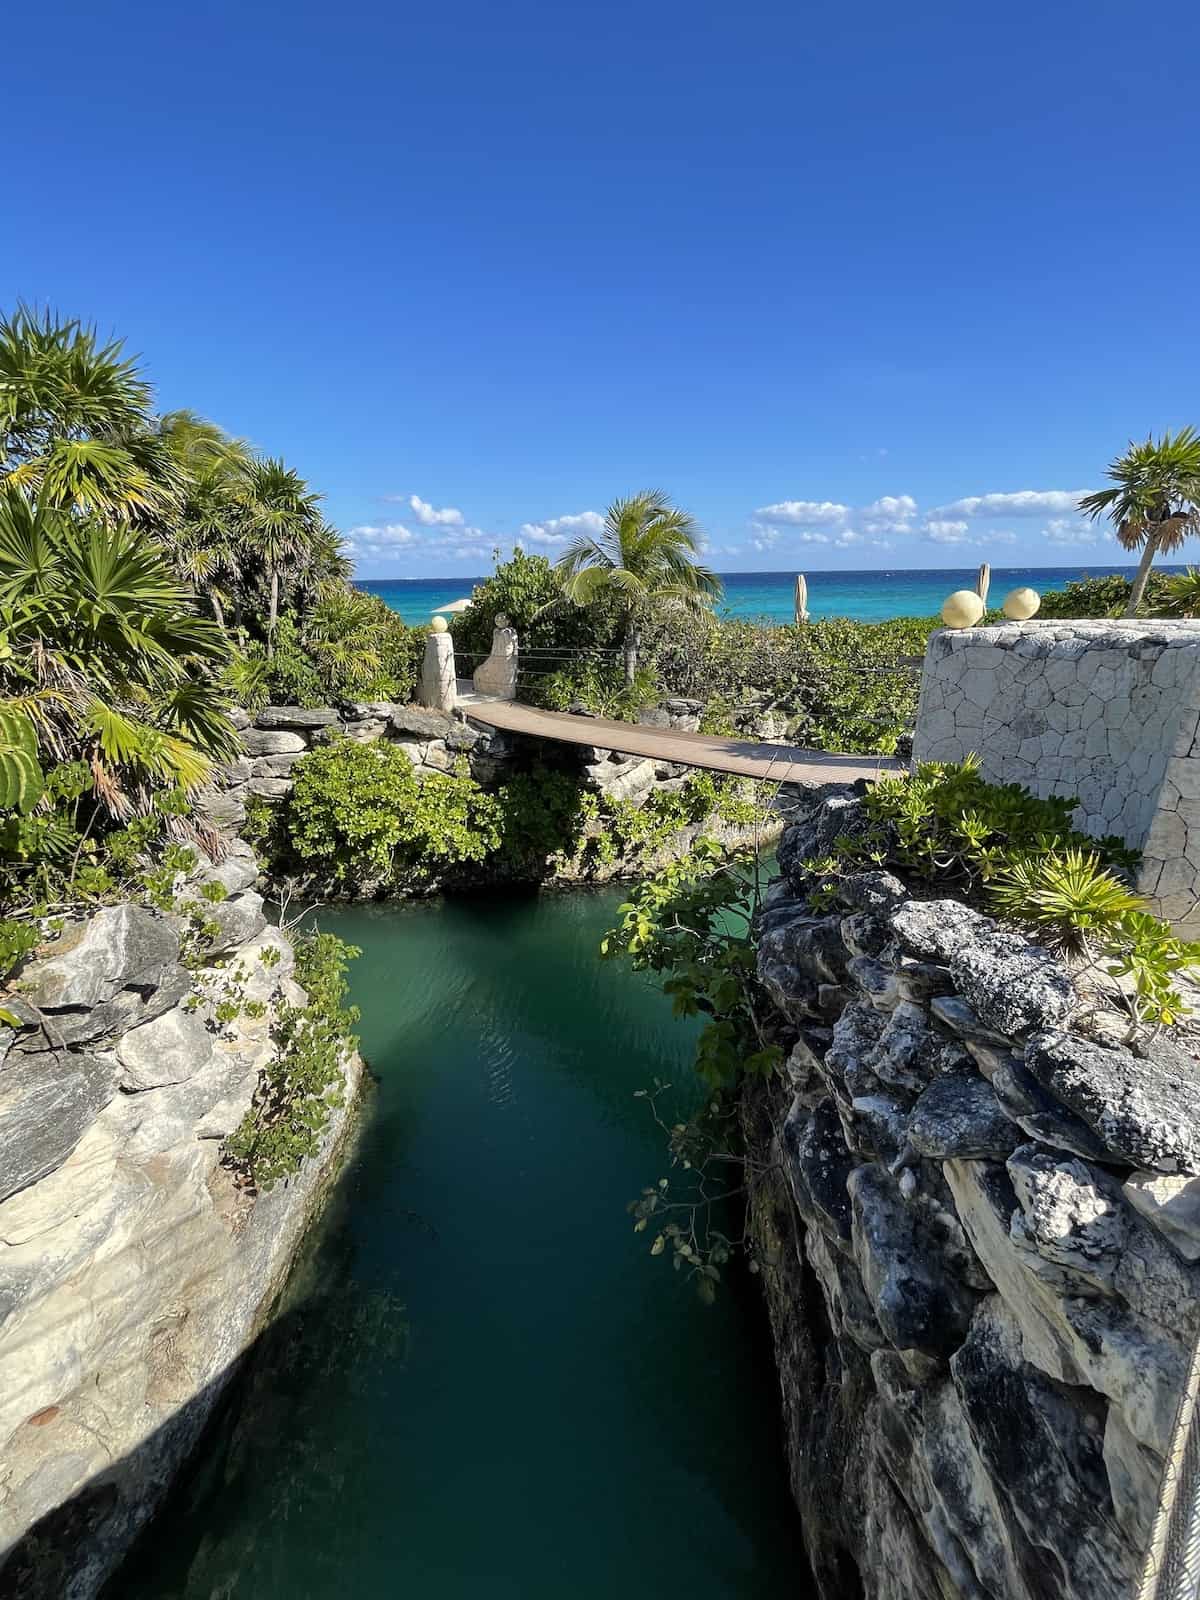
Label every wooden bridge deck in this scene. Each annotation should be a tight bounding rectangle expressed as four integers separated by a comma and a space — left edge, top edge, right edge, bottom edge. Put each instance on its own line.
459, 696, 904, 786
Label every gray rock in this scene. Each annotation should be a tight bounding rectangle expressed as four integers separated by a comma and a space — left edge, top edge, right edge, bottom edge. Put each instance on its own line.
242, 728, 306, 757
839, 911, 892, 960
848, 1164, 979, 1359
193, 892, 268, 958
254, 705, 340, 730
115, 1004, 219, 1091
951, 1297, 1137, 1599
1026, 1030, 1200, 1174
1124, 1171, 1200, 1260
227, 706, 252, 730
0, 1028, 115, 1201
783, 1098, 855, 1242
835, 870, 909, 917
250, 752, 304, 778
17, 907, 180, 1013
929, 994, 1012, 1044
389, 705, 456, 740
190, 840, 259, 898
950, 930, 1075, 1037
863, 1002, 944, 1098
989, 1052, 1112, 1161
1006, 1144, 1127, 1295
196, 790, 246, 830
443, 723, 479, 752
891, 899, 987, 964
777, 793, 871, 894
909, 1072, 1022, 1160
213, 756, 253, 786
247, 777, 294, 801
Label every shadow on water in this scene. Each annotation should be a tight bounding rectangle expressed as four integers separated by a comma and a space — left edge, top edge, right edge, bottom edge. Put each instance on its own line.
98, 886, 806, 1598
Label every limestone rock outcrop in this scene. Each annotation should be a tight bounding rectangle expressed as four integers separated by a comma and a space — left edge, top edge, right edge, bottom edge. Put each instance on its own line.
746, 791, 1200, 1600
0, 855, 362, 1599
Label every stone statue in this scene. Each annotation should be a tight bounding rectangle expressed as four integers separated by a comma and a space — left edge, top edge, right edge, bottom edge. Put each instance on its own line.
472, 615, 518, 701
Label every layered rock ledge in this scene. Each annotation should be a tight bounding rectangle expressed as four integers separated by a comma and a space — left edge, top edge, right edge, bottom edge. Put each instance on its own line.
0, 843, 362, 1599
746, 791, 1200, 1600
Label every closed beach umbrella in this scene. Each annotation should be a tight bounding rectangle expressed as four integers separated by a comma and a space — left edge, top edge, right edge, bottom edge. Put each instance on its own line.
433, 597, 473, 615
794, 574, 809, 623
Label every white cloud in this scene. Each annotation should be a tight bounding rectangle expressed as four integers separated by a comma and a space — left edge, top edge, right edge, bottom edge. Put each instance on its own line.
1043, 518, 1111, 546
518, 510, 605, 546
406, 493, 465, 527
346, 523, 415, 547
863, 495, 917, 520
754, 499, 850, 525
924, 519, 971, 544
933, 489, 1093, 519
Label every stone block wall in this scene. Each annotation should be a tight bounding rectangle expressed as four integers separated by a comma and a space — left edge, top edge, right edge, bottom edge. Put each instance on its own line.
913, 620, 1200, 931
745, 791, 1200, 1600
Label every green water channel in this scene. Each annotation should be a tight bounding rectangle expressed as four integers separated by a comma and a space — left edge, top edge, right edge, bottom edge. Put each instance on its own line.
122, 888, 806, 1598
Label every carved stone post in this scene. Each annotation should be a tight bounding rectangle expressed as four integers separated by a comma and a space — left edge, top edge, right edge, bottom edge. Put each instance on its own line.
419, 618, 457, 712
472, 614, 518, 701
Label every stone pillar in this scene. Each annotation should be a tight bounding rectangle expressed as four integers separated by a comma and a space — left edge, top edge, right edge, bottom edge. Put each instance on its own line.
472, 615, 518, 701
418, 625, 457, 713
913, 620, 1200, 932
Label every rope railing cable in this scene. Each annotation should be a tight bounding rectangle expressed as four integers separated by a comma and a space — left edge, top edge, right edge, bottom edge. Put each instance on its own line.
1139, 1329, 1200, 1600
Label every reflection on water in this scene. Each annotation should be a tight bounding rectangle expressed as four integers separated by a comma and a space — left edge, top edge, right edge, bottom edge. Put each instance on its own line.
119, 889, 806, 1599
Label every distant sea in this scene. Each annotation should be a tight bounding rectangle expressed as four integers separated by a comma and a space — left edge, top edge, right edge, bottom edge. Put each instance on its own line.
358, 565, 1165, 627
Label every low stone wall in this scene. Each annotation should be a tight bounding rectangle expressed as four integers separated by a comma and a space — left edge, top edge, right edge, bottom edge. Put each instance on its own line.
745, 791, 1200, 1600
913, 619, 1200, 931
0, 846, 362, 1598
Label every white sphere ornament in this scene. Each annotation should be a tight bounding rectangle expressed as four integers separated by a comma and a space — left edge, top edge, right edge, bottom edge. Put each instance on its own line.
941, 590, 985, 629
1002, 586, 1040, 621
430, 614, 449, 634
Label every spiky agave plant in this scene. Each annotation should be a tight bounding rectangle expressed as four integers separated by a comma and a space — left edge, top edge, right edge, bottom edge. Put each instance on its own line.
987, 847, 1143, 956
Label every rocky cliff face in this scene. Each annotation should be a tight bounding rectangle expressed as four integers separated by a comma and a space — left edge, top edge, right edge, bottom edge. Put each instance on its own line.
0, 843, 362, 1599
746, 793, 1200, 1600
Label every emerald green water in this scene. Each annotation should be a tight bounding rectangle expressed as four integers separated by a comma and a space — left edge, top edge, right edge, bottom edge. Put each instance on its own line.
122, 889, 805, 1598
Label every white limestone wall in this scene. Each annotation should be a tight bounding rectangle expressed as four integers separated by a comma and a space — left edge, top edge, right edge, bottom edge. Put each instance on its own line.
913, 620, 1200, 932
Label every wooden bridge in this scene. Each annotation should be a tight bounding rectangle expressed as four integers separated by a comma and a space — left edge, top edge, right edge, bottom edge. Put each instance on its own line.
459, 696, 904, 787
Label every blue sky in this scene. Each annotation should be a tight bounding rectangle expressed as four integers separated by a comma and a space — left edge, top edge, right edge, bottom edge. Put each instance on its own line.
8, 0, 1198, 577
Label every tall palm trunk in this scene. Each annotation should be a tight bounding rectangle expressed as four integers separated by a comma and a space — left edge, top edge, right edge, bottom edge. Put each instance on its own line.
209, 590, 227, 632
1124, 531, 1161, 617
267, 567, 280, 655
622, 619, 640, 686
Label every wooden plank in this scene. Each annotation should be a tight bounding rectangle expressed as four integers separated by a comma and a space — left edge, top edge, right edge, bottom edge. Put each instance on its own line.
460, 698, 904, 787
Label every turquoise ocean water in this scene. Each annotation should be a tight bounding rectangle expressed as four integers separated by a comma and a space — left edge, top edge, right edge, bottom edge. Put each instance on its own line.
359, 564, 1154, 626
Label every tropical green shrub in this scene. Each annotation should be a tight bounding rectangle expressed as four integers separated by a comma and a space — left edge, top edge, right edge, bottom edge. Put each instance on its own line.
279, 738, 504, 891
603, 838, 779, 1090
639, 612, 932, 753
809, 757, 1199, 1029
451, 549, 608, 656
1036, 571, 1174, 618
224, 929, 361, 1189
1159, 567, 1200, 617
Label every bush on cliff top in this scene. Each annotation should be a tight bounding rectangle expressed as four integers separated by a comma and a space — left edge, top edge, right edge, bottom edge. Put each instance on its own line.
807, 757, 1200, 1029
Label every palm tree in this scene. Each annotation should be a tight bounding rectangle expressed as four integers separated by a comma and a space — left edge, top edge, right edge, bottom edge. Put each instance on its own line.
239, 457, 324, 651
1079, 428, 1200, 616
556, 490, 721, 683
158, 411, 255, 631
0, 489, 237, 814
0, 305, 179, 524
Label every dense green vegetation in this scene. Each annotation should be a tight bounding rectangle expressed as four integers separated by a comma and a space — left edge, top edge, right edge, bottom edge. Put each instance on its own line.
453, 549, 930, 753
223, 929, 362, 1190
0, 304, 425, 974
245, 737, 759, 895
